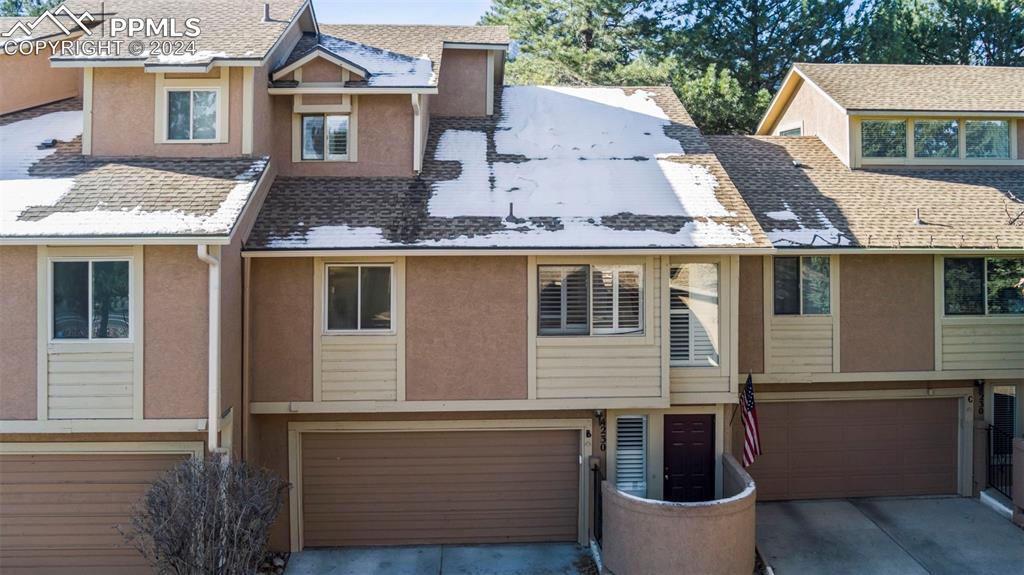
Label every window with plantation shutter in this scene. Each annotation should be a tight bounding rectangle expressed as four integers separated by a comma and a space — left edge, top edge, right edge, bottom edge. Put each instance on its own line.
592, 265, 643, 335
669, 263, 720, 367
615, 416, 647, 497
538, 266, 589, 335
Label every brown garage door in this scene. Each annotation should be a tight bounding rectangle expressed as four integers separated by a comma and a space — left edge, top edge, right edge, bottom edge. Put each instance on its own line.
750, 398, 959, 500
0, 451, 189, 574
301, 429, 580, 547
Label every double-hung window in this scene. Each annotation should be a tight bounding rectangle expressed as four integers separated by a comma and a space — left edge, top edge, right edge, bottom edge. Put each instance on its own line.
52, 259, 131, 340
302, 114, 349, 161
538, 264, 643, 336
669, 263, 720, 367
944, 257, 1024, 315
325, 264, 393, 332
167, 88, 218, 141
773, 256, 830, 315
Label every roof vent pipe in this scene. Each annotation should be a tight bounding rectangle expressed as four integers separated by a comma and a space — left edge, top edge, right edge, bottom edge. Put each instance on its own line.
914, 207, 923, 226
262, 2, 271, 23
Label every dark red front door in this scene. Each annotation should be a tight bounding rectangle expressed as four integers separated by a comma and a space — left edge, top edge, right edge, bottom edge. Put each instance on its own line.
663, 414, 715, 502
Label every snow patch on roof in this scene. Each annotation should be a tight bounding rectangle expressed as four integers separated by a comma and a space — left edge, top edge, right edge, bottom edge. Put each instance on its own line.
318, 35, 434, 86
766, 208, 850, 247
149, 50, 229, 65
1, 110, 267, 238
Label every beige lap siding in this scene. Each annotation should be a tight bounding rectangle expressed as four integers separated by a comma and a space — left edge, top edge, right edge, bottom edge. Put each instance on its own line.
0, 452, 188, 574
47, 350, 134, 419
319, 336, 399, 401
766, 318, 834, 373
300, 430, 580, 546
941, 320, 1024, 370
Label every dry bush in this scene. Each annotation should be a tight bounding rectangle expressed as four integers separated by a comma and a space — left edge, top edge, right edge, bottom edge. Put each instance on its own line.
121, 456, 287, 575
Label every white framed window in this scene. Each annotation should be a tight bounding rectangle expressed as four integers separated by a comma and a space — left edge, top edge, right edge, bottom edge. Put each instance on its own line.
859, 117, 1018, 164
913, 119, 959, 158
943, 257, 1024, 316
166, 88, 219, 142
615, 416, 647, 498
779, 127, 802, 137
773, 256, 830, 315
50, 258, 132, 341
324, 264, 394, 333
669, 263, 720, 367
301, 114, 350, 161
538, 264, 643, 336
965, 120, 1011, 159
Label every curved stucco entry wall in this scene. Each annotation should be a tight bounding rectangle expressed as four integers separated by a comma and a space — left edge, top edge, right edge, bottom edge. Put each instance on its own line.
601, 454, 756, 575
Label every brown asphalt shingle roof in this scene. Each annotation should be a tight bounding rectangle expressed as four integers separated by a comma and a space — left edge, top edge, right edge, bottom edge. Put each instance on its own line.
708, 135, 1024, 249
41, 0, 308, 67
246, 86, 768, 250
312, 24, 509, 86
794, 63, 1024, 113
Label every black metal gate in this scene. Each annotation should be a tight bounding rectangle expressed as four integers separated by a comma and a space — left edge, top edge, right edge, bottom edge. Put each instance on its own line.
987, 424, 1014, 499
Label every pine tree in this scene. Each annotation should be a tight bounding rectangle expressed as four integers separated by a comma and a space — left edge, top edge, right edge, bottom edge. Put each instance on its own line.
0, 0, 61, 17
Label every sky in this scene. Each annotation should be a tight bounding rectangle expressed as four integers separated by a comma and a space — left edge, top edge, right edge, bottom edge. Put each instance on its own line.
312, 0, 493, 25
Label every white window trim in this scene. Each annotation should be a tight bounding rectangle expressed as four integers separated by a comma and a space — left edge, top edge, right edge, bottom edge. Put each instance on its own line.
668, 263, 721, 368
164, 87, 222, 143
154, 69, 230, 144
854, 116, 1021, 167
614, 415, 648, 498
592, 265, 644, 336
942, 256, 1024, 317
300, 113, 351, 161
537, 263, 645, 337
48, 256, 134, 343
292, 96, 359, 163
772, 255, 832, 317
323, 263, 396, 334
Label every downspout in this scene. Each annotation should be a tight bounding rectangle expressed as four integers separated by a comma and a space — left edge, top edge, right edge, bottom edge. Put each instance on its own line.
197, 244, 221, 452
411, 93, 422, 173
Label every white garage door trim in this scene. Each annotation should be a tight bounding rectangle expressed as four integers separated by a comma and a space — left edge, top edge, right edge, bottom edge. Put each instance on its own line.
755, 388, 974, 497
287, 419, 593, 551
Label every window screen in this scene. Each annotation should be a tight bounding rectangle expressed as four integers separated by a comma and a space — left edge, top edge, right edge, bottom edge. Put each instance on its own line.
943, 258, 984, 315
861, 120, 906, 158
774, 256, 830, 315
986, 258, 1024, 315
966, 120, 1010, 159
53, 260, 130, 340
326, 265, 393, 331
914, 120, 959, 158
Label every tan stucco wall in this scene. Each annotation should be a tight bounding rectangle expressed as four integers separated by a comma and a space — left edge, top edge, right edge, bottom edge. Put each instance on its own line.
840, 255, 934, 372
91, 67, 243, 157
1013, 438, 1024, 527
0, 52, 81, 115
601, 455, 756, 575
143, 246, 207, 418
253, 23, 303, 157
773, 78, 850, 164
273, 93, 414, 177
250, 257, 313, 403
0, 246, 37, 420
250, 410, 596, 551
738, 256, 764, 374
405, 257, 527, 400
433, 49, 488, 117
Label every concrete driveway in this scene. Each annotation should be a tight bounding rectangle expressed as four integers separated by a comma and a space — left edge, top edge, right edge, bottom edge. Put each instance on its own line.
757, 497, 1024, 575
285, 543, 595, 575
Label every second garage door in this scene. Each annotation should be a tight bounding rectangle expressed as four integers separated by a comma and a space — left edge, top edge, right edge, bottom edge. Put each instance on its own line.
750, 398, 959, 500
300, 429, 581, 547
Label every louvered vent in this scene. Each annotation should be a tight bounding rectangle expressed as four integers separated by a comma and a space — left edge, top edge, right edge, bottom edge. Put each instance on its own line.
615, 416, 647, 498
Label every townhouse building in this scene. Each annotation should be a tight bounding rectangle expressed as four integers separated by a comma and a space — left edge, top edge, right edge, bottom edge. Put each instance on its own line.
0, 2, 1021, 573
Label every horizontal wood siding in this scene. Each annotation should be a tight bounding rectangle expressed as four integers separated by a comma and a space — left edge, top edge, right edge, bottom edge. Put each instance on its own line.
320, 336, 398, 401
941, 320, 1024, 371
670, 372, 729, 394
766, 318, 833, 373
47, 349, 134, 420
301, 430, 580, 546
0, 452, 186, 574
535, 261, 661, 399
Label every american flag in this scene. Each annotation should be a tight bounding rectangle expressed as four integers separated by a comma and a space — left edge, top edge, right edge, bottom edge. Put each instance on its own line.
741, 374, 762, 468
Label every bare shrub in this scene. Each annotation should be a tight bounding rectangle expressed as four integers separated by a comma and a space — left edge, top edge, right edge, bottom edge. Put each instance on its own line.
121, 456, 287, 575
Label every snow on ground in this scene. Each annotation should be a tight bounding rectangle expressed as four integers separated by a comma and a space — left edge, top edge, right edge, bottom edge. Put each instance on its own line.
1, 110, 266, 237
319, 35, 434, 86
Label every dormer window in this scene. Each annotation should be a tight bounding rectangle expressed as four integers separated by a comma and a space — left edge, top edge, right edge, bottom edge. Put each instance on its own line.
302, 114, 349, 161
166, 88, 219, 142
858, 117, 1018, 164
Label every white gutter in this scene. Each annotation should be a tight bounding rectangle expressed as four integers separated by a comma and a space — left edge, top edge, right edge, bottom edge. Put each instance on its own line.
197, 244, 222, 452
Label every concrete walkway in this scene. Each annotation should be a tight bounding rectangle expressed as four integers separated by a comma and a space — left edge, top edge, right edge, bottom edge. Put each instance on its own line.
757, 497, 1024, 575
285, 543, 592, 575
